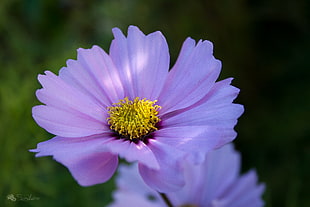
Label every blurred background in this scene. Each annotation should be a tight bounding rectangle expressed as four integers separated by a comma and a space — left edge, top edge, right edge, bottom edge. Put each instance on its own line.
0, 0, 309, 206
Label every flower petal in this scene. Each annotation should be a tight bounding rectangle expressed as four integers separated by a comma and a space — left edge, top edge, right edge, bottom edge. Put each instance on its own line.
58, 59, 111, 107
162, 104, 243, 129
197, 144, 241, 205
32, 105, 108, 137
107, 144, 265, 207
109, 163, 164, 207
138, 139, 186, 193
115, 164, 162, 199
155, 126, 235, 164
218, 170, 265, 207
110, 25, 169, 100
34, 70, 111, 137
158, 38, 221, 114
159, 78, 244, 152
72, 45, 124, 104
184, 78, 243, 112
105, 139, 160, 170
109, 191, 162, 207
30, 135, 118, 186
36, 70, 108, 122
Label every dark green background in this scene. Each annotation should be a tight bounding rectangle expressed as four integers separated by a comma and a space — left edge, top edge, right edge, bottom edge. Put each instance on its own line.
1, 0, 309, 206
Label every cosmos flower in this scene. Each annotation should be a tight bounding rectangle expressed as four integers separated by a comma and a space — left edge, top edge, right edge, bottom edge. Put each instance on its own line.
108, 144, 265, 207
30, 26, 244, 192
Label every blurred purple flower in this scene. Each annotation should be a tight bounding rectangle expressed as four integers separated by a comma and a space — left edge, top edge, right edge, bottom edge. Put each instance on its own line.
108, 144, 265, 207
30, 26, 243, 192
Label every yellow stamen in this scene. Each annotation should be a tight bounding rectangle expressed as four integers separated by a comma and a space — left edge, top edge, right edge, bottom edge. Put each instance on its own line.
107, 97, 161, 140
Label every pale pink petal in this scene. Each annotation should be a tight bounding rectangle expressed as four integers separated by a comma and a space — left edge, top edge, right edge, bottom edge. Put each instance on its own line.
110, 26, 169, 100
158, 38, 221, 114
30, 135, 118, 186
139, 139, 186, 193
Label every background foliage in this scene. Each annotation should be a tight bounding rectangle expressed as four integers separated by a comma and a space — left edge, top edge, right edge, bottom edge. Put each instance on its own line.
0, 0, 309, 206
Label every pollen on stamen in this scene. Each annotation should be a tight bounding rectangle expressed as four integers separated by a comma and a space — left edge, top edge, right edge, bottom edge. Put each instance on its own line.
107, 97, 161, 140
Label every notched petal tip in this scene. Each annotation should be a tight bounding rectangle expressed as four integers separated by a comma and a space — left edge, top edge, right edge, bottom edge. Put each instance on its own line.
77, 45, 100, 55
65, 58, 76, 67
37, 71, 51, 82
181, 37, 197, 50
202, 39, 214, 50
112, 27, 125, 39
76, 47, 87, 53
128, 25, 145, 35
37, 71, 60, 89
76, 45, 105, 62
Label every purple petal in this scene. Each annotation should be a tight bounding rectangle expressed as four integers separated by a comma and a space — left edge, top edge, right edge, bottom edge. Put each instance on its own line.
158, 78, 244, 152
36, 71, 108, 121
115, 164, 161, 198
109, 191, 162, 207
30, 135, 118, 186
186, 78, 242, 111
73, 46, 124, 104
197, 144, 241, 205
59, 59, 110, 107
32, 105, 108, 137
68, 151, 118, 186
109, 163, 165, 207
155, 126, 236, 164
218, 170, 265, 207
158, 38, 221, 114
161, 78, 244, 125
110, 25, 169, 100
162, 104, 244, 129
108, 144, 265, 207
33, 70, 111, 137
138, 139, 186, 193
105, 139, 160, 170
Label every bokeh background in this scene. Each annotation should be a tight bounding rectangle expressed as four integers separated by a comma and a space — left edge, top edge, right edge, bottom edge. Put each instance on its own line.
1, 0, 309, 206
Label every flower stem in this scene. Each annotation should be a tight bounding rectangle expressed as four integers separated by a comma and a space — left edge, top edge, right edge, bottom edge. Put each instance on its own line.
159, 192, 174, 207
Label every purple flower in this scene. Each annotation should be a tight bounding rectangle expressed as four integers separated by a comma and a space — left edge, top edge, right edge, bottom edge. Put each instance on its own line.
30, 26, 244, 192
108, 144, 265, 207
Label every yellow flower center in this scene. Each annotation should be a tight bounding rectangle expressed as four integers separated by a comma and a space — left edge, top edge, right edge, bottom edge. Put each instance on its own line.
107, 97, 161, 140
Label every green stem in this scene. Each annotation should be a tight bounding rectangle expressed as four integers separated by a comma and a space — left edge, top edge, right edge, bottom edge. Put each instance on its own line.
159, 192, 174, 207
